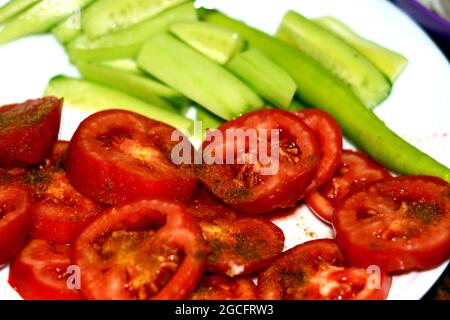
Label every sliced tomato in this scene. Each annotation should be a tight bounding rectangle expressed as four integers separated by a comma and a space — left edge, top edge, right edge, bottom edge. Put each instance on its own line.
0, 181, 32, 265
258, 239, 391, 300
21, 141, 103, 244
188, 189, 284, 277
73, 199, 209, 300
307, 150, 391, 223
65, 110, 197, 206
0, 97, 62, 168
9, 239, 84, 300
191, 275, 258, 300
333, 176, 450, 273
294, 109, 342, 195
199, 109, 320, 213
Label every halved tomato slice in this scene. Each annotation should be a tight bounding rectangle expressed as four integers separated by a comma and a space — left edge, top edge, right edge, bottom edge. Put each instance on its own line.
65, 110, 198, 206
333, 176, 450, 273
0, 97, 62, 168
9, 239, 84, 300
73, 199, 209, 300
307, 150, 390, 223
258, 239, 391, 300
191, 275, 258, 300
199, 109, 320, 213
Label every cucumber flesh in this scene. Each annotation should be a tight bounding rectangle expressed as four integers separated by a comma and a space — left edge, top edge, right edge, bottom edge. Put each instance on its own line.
52, 12, 82, 44
0, 0, 94, 45
68, 2, 197, 62
0, 0, 40, 24
314, 16, 408, 82
276, 10, 391, 109
44, 76, 192, 130
169, 21, 245, 64
97, 59, 143, 75
82, 0, 188, 39
227, 49, 297, 109
137, 32, 264, 120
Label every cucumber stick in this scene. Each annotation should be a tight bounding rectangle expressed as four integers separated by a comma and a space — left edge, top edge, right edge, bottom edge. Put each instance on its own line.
276, 10, 391, 109
169, 21, 245, 64
137, 33, 264, 120
68, 2, 197, 61
314, 16, 408, 82
44, 76, 192, 131
82, 0, 188, 39
181, 104, 224, 143
52, 12, 82, 44
227, 49, 297, 109
76, 61, 187, 110
98, 59, 142, 75
0, 0, 40, 24
0, 0, 94, 45
203, 11, 450, 182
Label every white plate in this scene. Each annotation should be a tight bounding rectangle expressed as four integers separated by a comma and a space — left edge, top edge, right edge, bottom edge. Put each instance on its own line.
0, 0, 449, 300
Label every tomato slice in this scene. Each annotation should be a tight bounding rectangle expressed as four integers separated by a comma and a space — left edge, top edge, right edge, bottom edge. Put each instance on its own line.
258, 239, 392, 300
199, 109, 320, 213
0, 97, 62, 168
65, 110, 198, 206
73, 199, 209, 300
294, 109, 342, 195
333, 176, 450, 273
0, 181, 32, 265
188, 188, 285, 277
21, 141, 103, 244
9, 239, 84, 300
191, 275, 258, 300
307, 150, 391, 223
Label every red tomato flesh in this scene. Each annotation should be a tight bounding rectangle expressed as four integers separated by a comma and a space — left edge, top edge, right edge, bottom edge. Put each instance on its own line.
191, 275, 258, 300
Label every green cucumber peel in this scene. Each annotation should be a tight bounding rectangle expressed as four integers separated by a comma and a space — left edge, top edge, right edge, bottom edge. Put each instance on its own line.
0, 0, 40, 24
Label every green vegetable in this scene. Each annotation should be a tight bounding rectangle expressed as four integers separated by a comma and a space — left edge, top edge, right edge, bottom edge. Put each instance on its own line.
315, 16, 408, 82
137, 32, 264, 120
0, 0, 94, 45
52, 12, 82, 44
181, 104, 224, 142
169, 21, 245, 64
82, 0, 188, 39
96, 59, 142, 74
276, 10, 391, 109
44, 76, 192, 130
68, 2, 197, 62
288, 99, 308, 111
0, 0, 40, 24
227, 49, 297, 109
203, 10, 450, 182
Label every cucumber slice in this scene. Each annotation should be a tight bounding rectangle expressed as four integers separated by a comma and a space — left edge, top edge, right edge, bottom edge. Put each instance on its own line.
169, 21, 245, 64
137, 33, 264, 120
98, 59, 142, 75
82, 0, 188, 39
52, 12, 82, 44
287, 99, 308, 111
77, 61, 188, 110
0, 0, 40, 24
276, 10, 391, 109
227, 49, 297, 109
44, 76, 192, 130
68, 2, 197, 61
314, 16, 408, 82
0, 0, 94, 45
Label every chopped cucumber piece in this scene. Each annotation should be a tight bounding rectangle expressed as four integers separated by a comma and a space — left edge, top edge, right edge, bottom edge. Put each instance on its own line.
44, 76, 192, 130
52, 12, 82, 44
287, 99, 308, 111
68, 2, 197, 61
276, 10, 391, 109
98, 59, 142, 75
314, 16, 408, 82
169, 21, 245, 64
82, 0, 188, 39
137, 33, 264, 120
227, 49, 297, 109
0, 0, 40, 24
0, 0, 94, 45
181, 104, 224, 142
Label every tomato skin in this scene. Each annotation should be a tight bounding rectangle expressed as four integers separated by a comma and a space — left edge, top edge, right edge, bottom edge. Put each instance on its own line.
307, 150, 391, 224
73, 199, 209, 300
191, 275, 258, 300
9, 239, 84, 300
199, 109, 320, 213
65, 110, 198, 206
294, 109, 342, 195
258, 239, 391, 300
333, 176, 450, 273
0, 97, 62, 168
0, 182, 32, 266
